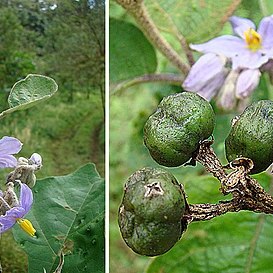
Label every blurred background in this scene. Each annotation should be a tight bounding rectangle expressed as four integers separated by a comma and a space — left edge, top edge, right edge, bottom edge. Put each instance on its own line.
0, 0, 105, 272
110, 0, 273, 272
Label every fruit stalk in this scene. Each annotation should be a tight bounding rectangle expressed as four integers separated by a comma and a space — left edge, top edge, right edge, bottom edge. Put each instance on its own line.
186, 139, 273, 223
195, 139, 227, 182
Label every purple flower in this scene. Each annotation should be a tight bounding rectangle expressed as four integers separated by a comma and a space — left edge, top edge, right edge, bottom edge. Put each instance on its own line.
183, 15, 273, 108
183, 53, 228, 100
190, 15, 273, 70
0, 136, 22, 168
0, 182, 36, 236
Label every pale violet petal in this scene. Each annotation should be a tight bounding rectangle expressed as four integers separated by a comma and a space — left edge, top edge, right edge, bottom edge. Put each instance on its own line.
229, 16, 256, 38
258, 15, 273, 49
3, 207, 25, 219
0, 155, 18, 168
216, 70, 239, 110
0, 136, 22, 154
196, 69, 228, 101
19, 183, 33, 213
0, 207, 25, 233
236, 69, 261, 99
183, 53, 226, 91
232, 50, 270, 69
29, 153, 42, 166
190, 35, 245, 58
0, 217, 15, 233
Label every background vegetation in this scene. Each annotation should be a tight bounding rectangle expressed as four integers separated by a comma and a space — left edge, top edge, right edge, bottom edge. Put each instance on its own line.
110, 0, 273, 272
0, 0, 105, 272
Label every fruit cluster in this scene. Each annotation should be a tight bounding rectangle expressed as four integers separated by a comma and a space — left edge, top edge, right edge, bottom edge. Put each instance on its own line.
119, 92, 273, 256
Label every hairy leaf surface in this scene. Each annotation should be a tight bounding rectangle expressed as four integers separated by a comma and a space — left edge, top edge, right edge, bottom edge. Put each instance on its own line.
1, 74, 58, 118
145, 0, 241, 43
13, 164, 105, 273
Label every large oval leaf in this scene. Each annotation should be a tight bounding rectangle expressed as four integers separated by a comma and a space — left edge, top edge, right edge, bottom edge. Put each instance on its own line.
0, 74, 58, 118
13, 163, 105, 273
110, 18, 157, 83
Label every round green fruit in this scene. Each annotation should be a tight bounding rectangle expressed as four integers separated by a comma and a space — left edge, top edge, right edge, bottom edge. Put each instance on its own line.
225, 100, 273, 174
118, 167, 186, 256
143, 92, 215, 167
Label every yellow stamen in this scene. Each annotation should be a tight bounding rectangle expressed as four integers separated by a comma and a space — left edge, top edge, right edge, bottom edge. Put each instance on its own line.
17, 218, 36, 237
244, 28, 262, 51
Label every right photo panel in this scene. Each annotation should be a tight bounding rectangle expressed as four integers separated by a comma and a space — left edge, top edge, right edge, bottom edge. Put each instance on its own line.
110, 1, 273, 272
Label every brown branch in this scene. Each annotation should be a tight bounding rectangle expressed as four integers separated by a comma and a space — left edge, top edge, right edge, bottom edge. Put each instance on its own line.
115, 0, 190, 75
195, 139, 227, 182
183, 139, 273, 224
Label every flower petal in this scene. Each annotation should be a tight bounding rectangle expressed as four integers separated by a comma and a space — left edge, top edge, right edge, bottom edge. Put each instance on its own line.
0, 217, 15, 233
216, 70, 239, 110
196, 69, 227, 100
0, 206, 25, 233
183, 53, 226, 91
190, 35, 245, 57
19, 183, 33, 213
232, 50, 270, 69
229, 16, 256, 38
29, 153, 42, 166
258, 15, 273, 49
236, 69, 261, 99
0, 136, 22, 154
4, 206, 25, 219
0, 155, 18, 168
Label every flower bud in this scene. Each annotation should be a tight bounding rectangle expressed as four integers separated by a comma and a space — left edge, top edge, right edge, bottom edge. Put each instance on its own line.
236, 69, 261, 99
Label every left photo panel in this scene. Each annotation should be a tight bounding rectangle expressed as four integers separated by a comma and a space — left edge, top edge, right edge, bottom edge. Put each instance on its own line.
0, 1, 105, 273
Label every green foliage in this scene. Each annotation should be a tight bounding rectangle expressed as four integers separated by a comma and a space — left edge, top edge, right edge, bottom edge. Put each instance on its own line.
258, 0, 273, 16
13, 164, 105, 273
0, 1, 105, 271
110, 18, 157, 83
0, 0, 105, 101
145, 0, 241, 44
44, 0, 105, 100
0, 7, 35, 90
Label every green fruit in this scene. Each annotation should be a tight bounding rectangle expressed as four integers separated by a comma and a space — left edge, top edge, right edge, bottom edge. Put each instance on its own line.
144, 92, 215, 167
225, 100, 273, 174
118, 167, 186, 256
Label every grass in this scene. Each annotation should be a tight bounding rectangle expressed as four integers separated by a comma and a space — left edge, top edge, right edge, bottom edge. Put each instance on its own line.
0, 89, 104, 272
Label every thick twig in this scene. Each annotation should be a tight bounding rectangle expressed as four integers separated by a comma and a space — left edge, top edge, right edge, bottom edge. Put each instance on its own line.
183, 139, 273, 224
186, 200, 240, 222
115, 0, 190, 74
179, 35, 195, 66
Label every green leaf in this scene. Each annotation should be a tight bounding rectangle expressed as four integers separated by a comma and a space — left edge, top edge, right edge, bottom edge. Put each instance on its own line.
147, 173, 273, 273
0, 74, 58, 118
145, 0, 241, 43
110, 18, 157, 83
13, 164, 105, 273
